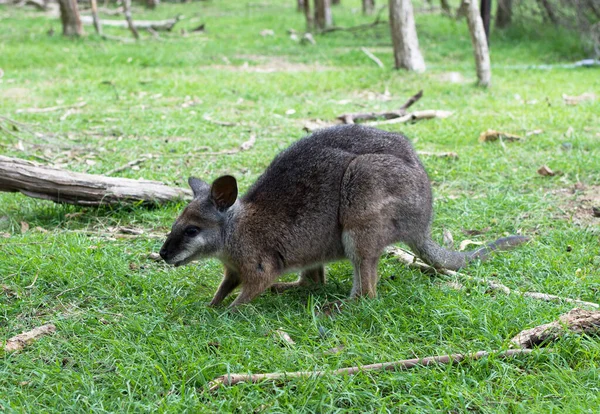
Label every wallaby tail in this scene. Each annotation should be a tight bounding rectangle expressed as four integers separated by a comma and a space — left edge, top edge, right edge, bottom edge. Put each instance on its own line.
412, 235, 530, 271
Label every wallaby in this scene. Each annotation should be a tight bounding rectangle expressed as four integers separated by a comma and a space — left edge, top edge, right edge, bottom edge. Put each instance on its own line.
160, 125, 528, 308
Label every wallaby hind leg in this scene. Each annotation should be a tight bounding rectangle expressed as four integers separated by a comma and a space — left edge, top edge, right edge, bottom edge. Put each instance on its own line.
342, 229, 382, 298
271, 265, 325, 294
209, 268, 240, 307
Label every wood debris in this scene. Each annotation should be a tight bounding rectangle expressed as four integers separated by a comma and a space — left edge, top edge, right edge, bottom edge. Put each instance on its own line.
4, 324, 56, 352
537, 165, 555, 176
478, 130, 522, 143
562, 92, 596, 105
208, 349, 531, 391
511, 308, 600, 348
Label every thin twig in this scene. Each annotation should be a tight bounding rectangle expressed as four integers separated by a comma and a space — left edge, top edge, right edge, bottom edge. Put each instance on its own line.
15, 102, 87, 114
360, 47, 384, 68
337, 90, 423, 124
387, 246, 600, 309
208, 349, 532, 390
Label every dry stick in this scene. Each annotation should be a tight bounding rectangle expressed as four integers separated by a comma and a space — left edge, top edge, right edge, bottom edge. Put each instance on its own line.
80, 15, 182, 31
337, 90, 423, 124
122, 0, 139, 39
360, 47, 384, 68
387, 246, 600, 309
209, 349, 532, 391
104, 155, 152, 176
366, 109, 453, 126
16, 101, 87, 114
90, 0, 102, 35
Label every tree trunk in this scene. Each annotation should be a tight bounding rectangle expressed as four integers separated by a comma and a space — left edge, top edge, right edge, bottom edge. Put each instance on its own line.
332, 0, 340, 4
146, 0, 159, 9
464, 0, 491, 86
536, 0, 558, 24
314, 0, 332, 30
363, 0, 375, 15
90, 0, 102, 35
440, 0, 451, 15
57, 0, 83, 36
304, 0, 313, 31
495, 0, 512, 28
388, 0, 426, 72
297, 0, 304, 12
479, 0, 491, 42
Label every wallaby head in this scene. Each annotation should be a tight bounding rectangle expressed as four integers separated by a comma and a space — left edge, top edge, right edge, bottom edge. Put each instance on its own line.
159, 175, 238, 266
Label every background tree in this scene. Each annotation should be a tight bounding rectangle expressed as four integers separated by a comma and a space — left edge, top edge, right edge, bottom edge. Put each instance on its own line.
57, 0, 83, 36
314, 0, 332, 30
388, 0, 426, 72
495, 0, 512, 28
363, 0, 375, 15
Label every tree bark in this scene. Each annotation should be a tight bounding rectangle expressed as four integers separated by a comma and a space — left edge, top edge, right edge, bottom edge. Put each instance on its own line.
0, 156, 192, 206
297, 0, 304, 12
388, 0, 426, 72
122, 0, 139, 39
463, 0, 490, 86
479, 0, 491, 42
440, 0, 451, 15
57, 0, 84, 37
90, 0, 102, 35
314, 0, 332, 30
304, 0, 313, 31
363, 0, 375, 15
146, 0, 159, 9
495, 0, 512, 28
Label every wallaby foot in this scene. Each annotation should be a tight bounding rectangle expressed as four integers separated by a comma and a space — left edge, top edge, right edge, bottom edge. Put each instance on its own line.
271, 266, 325, 294
209, 268, 240, 307
319, 299, 345, 316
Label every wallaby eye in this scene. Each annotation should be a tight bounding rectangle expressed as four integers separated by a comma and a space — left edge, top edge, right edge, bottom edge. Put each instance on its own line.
184, 226, 201, 237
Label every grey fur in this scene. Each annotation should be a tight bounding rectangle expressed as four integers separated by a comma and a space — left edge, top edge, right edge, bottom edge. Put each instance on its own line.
160, 125, 529, 307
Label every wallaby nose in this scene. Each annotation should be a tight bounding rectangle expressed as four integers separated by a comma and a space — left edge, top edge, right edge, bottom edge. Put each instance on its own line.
159, 246, 168, 261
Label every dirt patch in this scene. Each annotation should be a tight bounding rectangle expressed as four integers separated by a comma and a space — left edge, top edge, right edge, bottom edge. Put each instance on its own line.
552, 183, 600, 229
206, 56, 335, 73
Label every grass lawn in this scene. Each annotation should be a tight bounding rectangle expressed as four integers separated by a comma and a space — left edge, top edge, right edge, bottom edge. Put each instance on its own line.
1, 0, 599, 411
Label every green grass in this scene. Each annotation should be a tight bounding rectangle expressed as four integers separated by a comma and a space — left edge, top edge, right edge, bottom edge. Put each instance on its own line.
1, 0, 599, 411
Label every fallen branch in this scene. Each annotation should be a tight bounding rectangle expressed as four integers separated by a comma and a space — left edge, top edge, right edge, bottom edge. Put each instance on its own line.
511, 308, 600, 348
80, 15, 183, 31
4, 324, 56, 352
337, 90, 423, 124
366, 109, 453, 126
16, 101, 87, 114
90, 0, 102, 35
387, 246, 599, 309
0, 155, 191, 206
208, 349, 531, 390
360, 47, 384, 68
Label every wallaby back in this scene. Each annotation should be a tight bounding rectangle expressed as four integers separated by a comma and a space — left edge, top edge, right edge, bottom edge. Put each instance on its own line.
160, 124, 529, 307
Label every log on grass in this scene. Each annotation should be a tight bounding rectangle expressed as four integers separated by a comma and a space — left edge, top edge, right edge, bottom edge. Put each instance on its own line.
0, 155, 192, 206
80, 15, 182, 31
511, 308, 600, 349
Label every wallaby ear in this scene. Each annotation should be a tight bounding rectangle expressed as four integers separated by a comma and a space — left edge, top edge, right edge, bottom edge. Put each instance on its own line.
188, 177, 210, 198
210, 175, 238, 210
